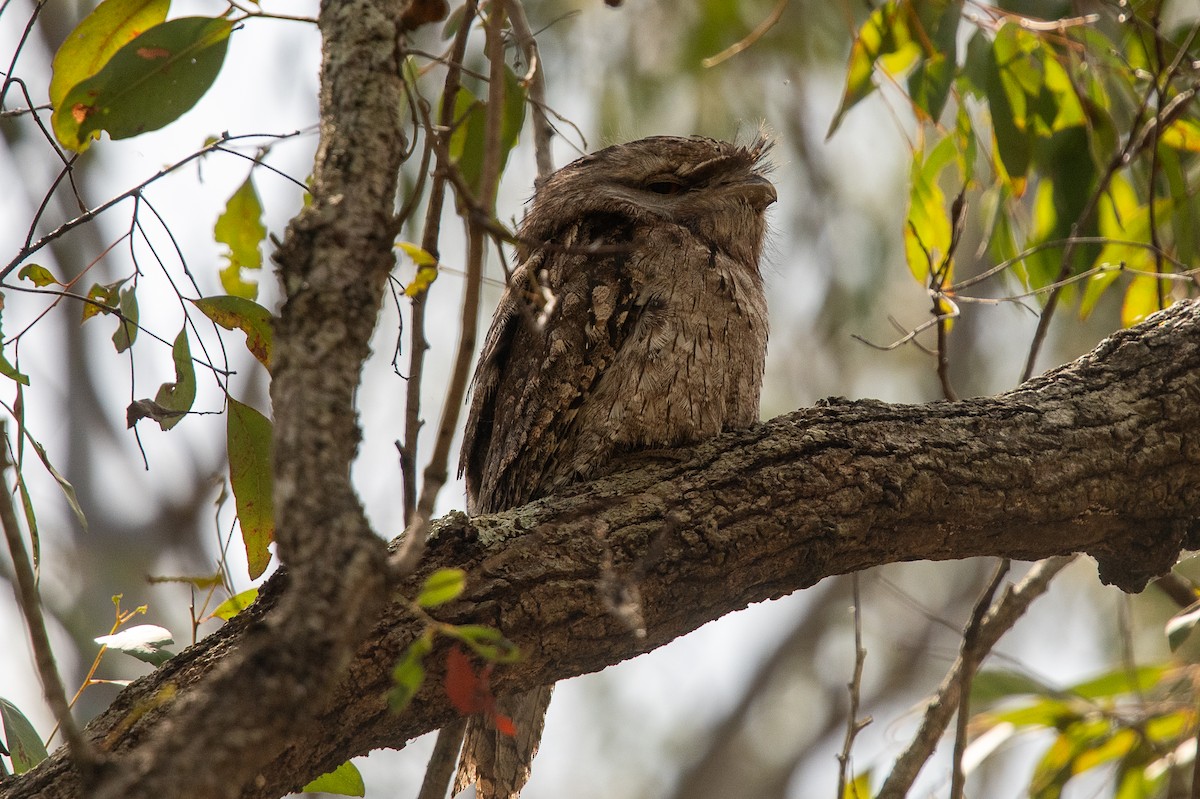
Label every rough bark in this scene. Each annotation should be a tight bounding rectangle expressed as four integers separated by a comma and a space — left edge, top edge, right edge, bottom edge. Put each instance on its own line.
5, 299, 1199, 799
22, 1, 411, 797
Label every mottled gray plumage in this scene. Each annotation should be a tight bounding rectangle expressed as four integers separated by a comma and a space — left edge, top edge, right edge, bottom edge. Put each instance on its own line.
455, 135, 776, 799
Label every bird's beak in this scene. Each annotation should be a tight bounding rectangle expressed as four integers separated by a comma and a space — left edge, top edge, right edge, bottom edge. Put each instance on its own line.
735, 173, 777, 212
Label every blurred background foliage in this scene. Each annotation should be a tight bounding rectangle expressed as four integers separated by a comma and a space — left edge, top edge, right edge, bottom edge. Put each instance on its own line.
2, 0, 1200, 797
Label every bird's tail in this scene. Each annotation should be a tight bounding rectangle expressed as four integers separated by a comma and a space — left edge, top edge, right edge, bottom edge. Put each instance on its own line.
453, 684, 554, 799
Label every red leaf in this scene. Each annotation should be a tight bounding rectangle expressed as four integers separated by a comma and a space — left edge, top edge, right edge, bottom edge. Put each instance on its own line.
493, 713, 516, 737
442, 646, 518, 737
444, 645, 486, 714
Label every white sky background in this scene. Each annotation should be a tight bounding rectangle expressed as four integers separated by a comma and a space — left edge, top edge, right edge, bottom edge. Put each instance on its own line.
0, 1, 1172, 797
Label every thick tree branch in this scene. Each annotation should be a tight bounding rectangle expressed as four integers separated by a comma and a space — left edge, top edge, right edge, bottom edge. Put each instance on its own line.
50, 1, 413, 797
5, 300, 1200, 799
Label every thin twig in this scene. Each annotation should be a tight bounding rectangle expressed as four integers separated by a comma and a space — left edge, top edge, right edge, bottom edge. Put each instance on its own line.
393, 0, 506, 575
835, 574, 871, 798
0, 0, 47, 110
949, 559, 1009, 799
0, 102, 50, 118
399, 0, 478, 527
876, 555, 1075, 799
953, 235, 1191, 293
507, 0, 554, 180
0, 422, 97, 783
3, 131, 306, 281
933, 191, 966, 402
865, 251, 1200, 356
406, 10, 508, 797
1147, 5, 1167, 309
702, 0, 788, 68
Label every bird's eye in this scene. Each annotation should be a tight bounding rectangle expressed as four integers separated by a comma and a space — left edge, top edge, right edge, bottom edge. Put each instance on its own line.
646, 179, 684, 196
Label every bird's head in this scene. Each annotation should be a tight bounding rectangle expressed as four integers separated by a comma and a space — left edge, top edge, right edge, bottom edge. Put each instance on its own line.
521, 135, 776, 268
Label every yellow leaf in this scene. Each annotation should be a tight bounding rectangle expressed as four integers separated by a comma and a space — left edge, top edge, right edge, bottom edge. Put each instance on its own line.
1161, 118, 1200, 152
398, 241, 439, 297
396, 241, 437, 266
215, 176, 266, 300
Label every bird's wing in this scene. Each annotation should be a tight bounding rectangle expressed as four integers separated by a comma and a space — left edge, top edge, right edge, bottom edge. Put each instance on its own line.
460, 215, 642, 514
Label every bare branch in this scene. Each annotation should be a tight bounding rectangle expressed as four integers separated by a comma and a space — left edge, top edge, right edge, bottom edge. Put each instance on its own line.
508, 0, 554, 179
0, 423, 95, 783
395, 0, 505, 574
949, 559, 1009, 799
400, 0, 480, 527
835, 574, 871, 798
2, 132, 306, 282
876, 556, 1075, 799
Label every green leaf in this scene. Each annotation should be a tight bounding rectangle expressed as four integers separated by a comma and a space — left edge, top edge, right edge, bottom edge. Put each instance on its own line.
906, 0, 963, 124
1144, 709, 1191, 744
417, 568, 466, 608
49, 0, 170, 110
191, 295, 273, 371
447, 88, 484, 189
0, 698, 48, 773
1159, 145, 1196, 268
1122, 274, 1170, 328
827, 1, 915, 137
988, 697, 1078, 729
95, 624, 175, 666
981, 185, 1020, 283
1072, 727, 1138, 773
1039, 51, 1084, 133
1030, 730, 1086, 798
441, 3, 466, 40
0, 354, 29, 387
13, 467, 38, 571
302, 760, 365, 797
971, 668, 1056, 708
987, 23, 1039, 190
1021, 179, 1061, 291
150, 327, 196, 430
960, 28, 992, 98
211, 588, 259, 621
904, 133, 957, 283
112, 286, 138, 353
227, 398, 274, 580
1066, 664, 1169, 700
16, 265, 60, 287
1083, 174, 1174, 319
390, 633, 433, 712
953, 102, 977, 184
1115, 763, 1164, 799
28, 437, 87, 533
81, 277, 128, 322
0, 294, 30, 387
215, 176, 266, 301
443, 624, 520, 663
52, 16, 232, 153
444, 66, 527, 197
1080, 174, 1142, 318
1029, 716, 1130, 798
